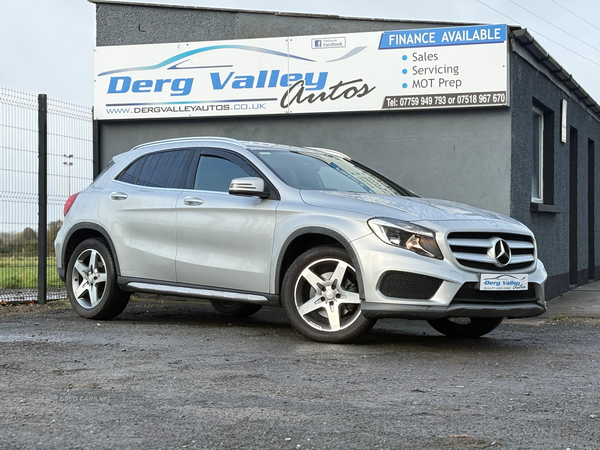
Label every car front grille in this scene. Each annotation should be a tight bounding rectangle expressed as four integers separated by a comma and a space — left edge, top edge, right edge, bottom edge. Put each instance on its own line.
378, 271, 443, 300
447, 231, 536, 272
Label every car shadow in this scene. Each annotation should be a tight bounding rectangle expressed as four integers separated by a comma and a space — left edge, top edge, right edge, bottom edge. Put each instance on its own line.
111, 298, 539, 353
117, 298, 291, 329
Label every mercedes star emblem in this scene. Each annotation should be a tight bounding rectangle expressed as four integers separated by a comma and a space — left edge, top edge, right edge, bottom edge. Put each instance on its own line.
492, 239, 511, 267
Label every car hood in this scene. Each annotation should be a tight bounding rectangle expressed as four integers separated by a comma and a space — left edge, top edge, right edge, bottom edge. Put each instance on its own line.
300, 191, 523, 225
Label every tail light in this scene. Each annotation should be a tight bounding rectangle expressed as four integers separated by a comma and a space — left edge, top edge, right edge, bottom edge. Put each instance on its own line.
64, 193, 79, 216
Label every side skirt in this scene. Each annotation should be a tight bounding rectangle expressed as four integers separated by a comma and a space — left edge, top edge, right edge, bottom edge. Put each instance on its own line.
118, 277, 279, 306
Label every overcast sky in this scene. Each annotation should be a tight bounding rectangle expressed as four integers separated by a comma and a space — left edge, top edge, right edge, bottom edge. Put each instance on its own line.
0, 0, 599, 106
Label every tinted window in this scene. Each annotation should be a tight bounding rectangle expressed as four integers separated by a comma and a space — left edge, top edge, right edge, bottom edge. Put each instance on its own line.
194, 156, 251, 192
118, 157, 144, 185
135, 149, 195, 189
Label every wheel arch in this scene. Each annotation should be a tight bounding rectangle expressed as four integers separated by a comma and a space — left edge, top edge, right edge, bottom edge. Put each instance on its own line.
274, 227, 365, 301
60, 223, 121, 281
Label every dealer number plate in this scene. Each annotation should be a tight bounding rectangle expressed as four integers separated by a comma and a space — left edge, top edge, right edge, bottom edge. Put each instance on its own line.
479, 274, 529, 291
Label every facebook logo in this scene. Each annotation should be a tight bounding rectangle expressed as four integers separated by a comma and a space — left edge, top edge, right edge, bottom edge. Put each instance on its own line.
311, 37, 345, 49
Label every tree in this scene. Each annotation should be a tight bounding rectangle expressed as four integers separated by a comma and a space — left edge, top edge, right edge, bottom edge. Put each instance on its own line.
47, 221, 63, 256
21, 227, 37, 241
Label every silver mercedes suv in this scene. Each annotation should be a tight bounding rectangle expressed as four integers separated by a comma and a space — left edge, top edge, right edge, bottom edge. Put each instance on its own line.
55, 137, 547, 343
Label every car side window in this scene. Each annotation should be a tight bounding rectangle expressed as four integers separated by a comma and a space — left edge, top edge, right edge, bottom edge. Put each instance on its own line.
118, 157, 145, 184
118, 149, 196, 188
194, 155, 253, 192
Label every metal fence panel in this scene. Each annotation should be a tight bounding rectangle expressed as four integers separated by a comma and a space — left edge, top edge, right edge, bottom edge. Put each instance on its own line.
0, 87, 92, 303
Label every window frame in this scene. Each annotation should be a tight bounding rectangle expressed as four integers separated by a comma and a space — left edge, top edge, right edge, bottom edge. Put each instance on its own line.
532, 106, 544, 203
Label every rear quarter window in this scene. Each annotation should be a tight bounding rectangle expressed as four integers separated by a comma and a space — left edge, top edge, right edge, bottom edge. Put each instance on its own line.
118, 157, 144, 184
117, 149, 196, 188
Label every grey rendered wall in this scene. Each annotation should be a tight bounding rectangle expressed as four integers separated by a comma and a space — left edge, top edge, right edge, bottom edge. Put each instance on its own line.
95, 3, 513, 215
99, 108, 512, 213
510, 52, 600, 298
94, 3, 455, 46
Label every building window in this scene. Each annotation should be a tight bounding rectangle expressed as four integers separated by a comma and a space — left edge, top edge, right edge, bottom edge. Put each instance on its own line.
532, 106, 544, 203
530, 99, 558, 213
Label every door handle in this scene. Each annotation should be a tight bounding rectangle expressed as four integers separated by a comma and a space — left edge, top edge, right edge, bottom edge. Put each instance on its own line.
183, 196, 204, 206
110, 192, 128, 201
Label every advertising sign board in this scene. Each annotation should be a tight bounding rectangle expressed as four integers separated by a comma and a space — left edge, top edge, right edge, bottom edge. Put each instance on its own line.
94, 24, 508, 120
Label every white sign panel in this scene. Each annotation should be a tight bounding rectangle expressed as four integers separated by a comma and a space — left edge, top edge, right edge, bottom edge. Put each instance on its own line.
480, 274, 528, 291
94, 24, 508, 120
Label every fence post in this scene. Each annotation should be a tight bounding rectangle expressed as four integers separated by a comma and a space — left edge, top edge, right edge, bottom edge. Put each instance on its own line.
38, 94, 47, 305
93, 113, 101, 178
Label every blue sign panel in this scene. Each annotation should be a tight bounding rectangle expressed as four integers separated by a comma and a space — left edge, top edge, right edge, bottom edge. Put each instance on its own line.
379, 24, 507, 50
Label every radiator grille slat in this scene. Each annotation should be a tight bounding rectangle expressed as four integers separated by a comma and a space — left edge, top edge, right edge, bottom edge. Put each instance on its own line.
505, 240, 534, 249
447, 238, 493, 248
454, 252, 495, 264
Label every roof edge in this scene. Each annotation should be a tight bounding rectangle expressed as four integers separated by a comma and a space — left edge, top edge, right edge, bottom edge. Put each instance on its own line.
87, 0, 480, 27
512, 27, 599, 121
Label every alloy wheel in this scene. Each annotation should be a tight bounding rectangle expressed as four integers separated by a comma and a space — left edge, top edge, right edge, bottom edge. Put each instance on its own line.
70, 248, 108, 309
293, 257, 362, 332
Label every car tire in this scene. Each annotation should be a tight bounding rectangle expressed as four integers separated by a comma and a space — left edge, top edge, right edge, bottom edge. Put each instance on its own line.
66, 238, 130, 320
209, 300, 262, 317
281, 245, 376, 343
427, 317, 504, 338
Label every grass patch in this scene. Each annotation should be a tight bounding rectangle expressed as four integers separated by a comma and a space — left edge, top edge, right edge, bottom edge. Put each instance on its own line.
0, 257, 63, 289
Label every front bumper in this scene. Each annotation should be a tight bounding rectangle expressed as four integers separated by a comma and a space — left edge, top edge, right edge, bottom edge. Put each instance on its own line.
361, 298, 546, 320
352, 233, 547, 320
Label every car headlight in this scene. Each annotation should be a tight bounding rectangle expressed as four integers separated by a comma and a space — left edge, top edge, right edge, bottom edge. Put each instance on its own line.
368, 218, 444, 260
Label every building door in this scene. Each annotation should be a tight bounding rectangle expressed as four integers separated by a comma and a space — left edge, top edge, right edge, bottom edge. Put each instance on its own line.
589, 139, 596, 280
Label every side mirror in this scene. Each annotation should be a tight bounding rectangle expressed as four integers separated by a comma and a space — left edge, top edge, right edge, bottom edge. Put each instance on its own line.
229, 177, 270, 198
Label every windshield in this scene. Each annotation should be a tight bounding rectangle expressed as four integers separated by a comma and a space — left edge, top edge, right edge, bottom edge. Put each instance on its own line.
252, 150, 410, 196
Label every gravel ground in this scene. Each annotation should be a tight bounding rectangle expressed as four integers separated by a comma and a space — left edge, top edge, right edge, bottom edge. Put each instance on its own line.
1, 297, 599, 449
